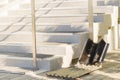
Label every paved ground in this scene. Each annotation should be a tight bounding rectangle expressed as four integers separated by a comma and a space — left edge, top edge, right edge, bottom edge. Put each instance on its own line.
79, 51, 120, 80
0, 51, 120, 80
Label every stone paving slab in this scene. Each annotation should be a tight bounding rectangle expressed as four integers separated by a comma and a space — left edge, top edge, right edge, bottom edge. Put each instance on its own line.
43, 52, 120, 80
79, 52, 120, 80
101, 61, 120, 73
0, 52, 120, 80
0, 72, 43, 80
0, 73, 22, 80
106, 53, 120, 61
80, 73, 120, 80
11, 75, 40, 80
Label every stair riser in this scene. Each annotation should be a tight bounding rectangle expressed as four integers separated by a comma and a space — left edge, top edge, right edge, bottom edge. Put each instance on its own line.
0, 25, 89, 32
57, 2, 97, 7
0, 0, 13, 3
0, 33, 89, 43
53, 7, 117, 14
18, 0, 105, 3
0, 43, 80, 55
36, 16, 104, 23
9, 6, 116, 16
8, 11, 31, 16
0, 45, 66, 55
8, 10, 88, 16
0, 17, 31, 23
0, 24, 107, 33
104, 0, 119, 6
0, 57, 62, 71
38, 8, 116, 15
20, 1, 98, 9
0, 0, 8, 3
0, 16, 104, 23
31, 0, 61, 3
0, 4, 7, 7
0, 39, 87, 68
8, 10, 106, 16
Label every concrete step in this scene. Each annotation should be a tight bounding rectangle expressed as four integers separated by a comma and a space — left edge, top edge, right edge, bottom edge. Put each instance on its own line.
39, 6, 118, 14
0, 42, 77, 55
0, 32, 89, 43
0, 11, 8, 17
8, 6, 116, 15
17, 0, 70, 4
0, 14, 105, 23
0, 22, 89, 32
104, 0, 119, 6
31, 14, 107, 24
0, 22, 108, 36
0, 17, 25, 22
8, 10, 31, 16
0, 0, 21, 12
0, 17, 31, 23
52, 1, 98, 7
17, 0, 104, 4
19, 0, 98, 9
0, 42, 81, 67
0, 0, 13, 3
0, 2, 8, 6
0, 52, 62, 70
8, 6, 118, 26
10, 13, 103, 17
0, 19, 111, 35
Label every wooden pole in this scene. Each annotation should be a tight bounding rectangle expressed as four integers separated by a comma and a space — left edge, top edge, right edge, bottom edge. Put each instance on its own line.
31, 0, 38, 70
88, 0, 94, 41
104, 0, 108, 5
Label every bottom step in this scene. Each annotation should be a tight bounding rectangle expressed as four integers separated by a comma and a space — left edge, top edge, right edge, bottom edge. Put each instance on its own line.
0, 53, 62, 71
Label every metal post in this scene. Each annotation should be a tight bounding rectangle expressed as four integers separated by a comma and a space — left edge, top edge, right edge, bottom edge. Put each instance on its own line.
88, 0, 94, 41
31, 0, 38, 70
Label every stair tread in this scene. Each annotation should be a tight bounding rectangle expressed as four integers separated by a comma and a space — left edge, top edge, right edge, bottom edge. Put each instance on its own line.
0, 52, 58, 59
0, 42, 77, 46
0, 14, 99, 18
0, 22, 100, 25
21, 0, 96, 4
0, 41, 78, 56
0, 31, 88, 35
16, 6, 115, 10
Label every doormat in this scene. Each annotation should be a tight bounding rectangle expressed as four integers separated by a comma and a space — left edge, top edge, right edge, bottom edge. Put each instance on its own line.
46, 39, 109, 79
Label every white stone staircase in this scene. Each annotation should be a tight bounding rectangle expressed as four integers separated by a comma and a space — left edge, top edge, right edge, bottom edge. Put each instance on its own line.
102, 0, 119, 50
0, 0, 119, 71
